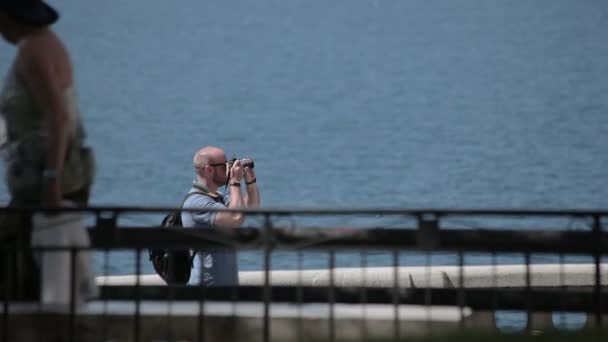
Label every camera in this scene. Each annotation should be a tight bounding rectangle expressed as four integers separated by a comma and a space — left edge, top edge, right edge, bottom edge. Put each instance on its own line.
230, 158, 255, 169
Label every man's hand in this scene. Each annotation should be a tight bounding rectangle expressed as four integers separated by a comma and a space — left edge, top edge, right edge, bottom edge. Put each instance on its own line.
230, 160, 244, 182
243, 160, 260, 208
244, 165, 256, 184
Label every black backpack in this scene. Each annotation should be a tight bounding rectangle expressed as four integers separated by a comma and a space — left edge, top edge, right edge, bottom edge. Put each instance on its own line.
149, 191, 204, 285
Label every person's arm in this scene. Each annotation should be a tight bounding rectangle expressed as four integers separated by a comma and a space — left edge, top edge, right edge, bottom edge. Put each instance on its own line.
243, 167, 260, 208
18, 38, 71, 207
214, 160, 246, 227
186, 195, 240, 228
213, 185, 245, 227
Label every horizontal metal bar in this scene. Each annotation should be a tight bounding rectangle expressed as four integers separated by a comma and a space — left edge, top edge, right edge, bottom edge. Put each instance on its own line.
274, 228, 608, 253
1, 206, 607, 217
100, 285, 608, 312
88, 227, 261, 249
87, 227, 608, 254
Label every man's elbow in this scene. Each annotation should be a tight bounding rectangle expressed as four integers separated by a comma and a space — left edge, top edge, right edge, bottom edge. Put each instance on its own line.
215, 212, 245, 227
232, 213, 245, 226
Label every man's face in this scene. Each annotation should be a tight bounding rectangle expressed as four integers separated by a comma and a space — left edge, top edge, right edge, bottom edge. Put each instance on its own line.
209, 155, 229, 185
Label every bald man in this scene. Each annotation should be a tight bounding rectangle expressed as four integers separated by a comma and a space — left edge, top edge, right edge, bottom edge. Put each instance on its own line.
181, 146, 260, 286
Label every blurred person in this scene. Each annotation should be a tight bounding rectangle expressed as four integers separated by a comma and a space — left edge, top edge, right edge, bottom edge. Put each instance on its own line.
182, 146, 261, 286
0, 0, 96, 302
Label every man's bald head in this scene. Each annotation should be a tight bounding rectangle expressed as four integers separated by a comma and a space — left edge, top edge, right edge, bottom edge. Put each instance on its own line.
193, 146, 226, 170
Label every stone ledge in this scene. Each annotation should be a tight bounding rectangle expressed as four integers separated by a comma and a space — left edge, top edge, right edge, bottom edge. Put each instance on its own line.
97, 264, 608, 288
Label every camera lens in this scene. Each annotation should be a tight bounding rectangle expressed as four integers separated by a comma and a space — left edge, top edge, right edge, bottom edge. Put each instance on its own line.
240, 158, 254, 168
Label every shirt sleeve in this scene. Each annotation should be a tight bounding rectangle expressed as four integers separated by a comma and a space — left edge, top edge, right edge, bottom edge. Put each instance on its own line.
183, 193, 226, 227
222, 192, 231, 205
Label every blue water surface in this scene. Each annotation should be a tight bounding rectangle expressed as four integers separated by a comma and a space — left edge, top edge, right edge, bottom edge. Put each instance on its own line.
0, 0, 607, 275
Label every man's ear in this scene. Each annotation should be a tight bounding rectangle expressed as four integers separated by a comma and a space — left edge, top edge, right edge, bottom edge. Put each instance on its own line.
195, 166, 207, 178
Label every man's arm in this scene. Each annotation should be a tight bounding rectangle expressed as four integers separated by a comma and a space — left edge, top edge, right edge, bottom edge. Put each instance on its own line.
214, 160, 246, 227
243, 167, 260, 208
186, 194, 243, 228
214, 186, 245, 227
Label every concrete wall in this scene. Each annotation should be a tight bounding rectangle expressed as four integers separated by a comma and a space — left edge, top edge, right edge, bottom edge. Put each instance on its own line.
97, 264, 608, 288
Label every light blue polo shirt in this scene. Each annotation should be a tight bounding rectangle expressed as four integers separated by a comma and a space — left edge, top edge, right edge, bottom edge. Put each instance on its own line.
181, 184, 238, 286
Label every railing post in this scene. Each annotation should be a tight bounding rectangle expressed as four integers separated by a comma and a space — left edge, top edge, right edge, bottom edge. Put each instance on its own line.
593, 214, 603, 328
96, 211, 117, 228
329, 250, 335, 342
416, 213, 440, 250
458, 250, 465, 330
2, 247, 9, 342
296, 250, 303, 342
417, 213, 439, 335
392, 249, 400, 341
134, 248, 142, 342
524, 252, 532, 333
360, 249, 368, 340
263, 213, 273, 342
69, 247, 77, 342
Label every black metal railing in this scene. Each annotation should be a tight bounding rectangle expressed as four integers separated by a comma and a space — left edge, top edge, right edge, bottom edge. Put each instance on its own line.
1, 207, 606, 342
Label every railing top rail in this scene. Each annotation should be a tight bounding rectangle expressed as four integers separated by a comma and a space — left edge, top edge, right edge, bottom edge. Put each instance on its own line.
1, 206, 607, 217
82, 227, 608, 254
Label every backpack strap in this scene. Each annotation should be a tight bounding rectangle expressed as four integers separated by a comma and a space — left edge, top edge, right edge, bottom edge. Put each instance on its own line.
181, 191, 206, 206
191, 183, 226, 205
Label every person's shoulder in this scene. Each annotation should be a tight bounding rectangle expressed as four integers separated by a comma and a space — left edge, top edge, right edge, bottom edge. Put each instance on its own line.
17, 32, 71, 83
182, 190, 216, 208
16, 39, 44, 71
183, 189, 206, 202
20, 31, 60, 56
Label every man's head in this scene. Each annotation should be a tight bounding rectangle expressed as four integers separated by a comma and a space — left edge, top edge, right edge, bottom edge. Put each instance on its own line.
193, 146, 229, 187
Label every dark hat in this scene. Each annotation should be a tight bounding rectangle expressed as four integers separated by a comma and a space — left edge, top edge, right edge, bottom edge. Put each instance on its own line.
0, 0, 59, 27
